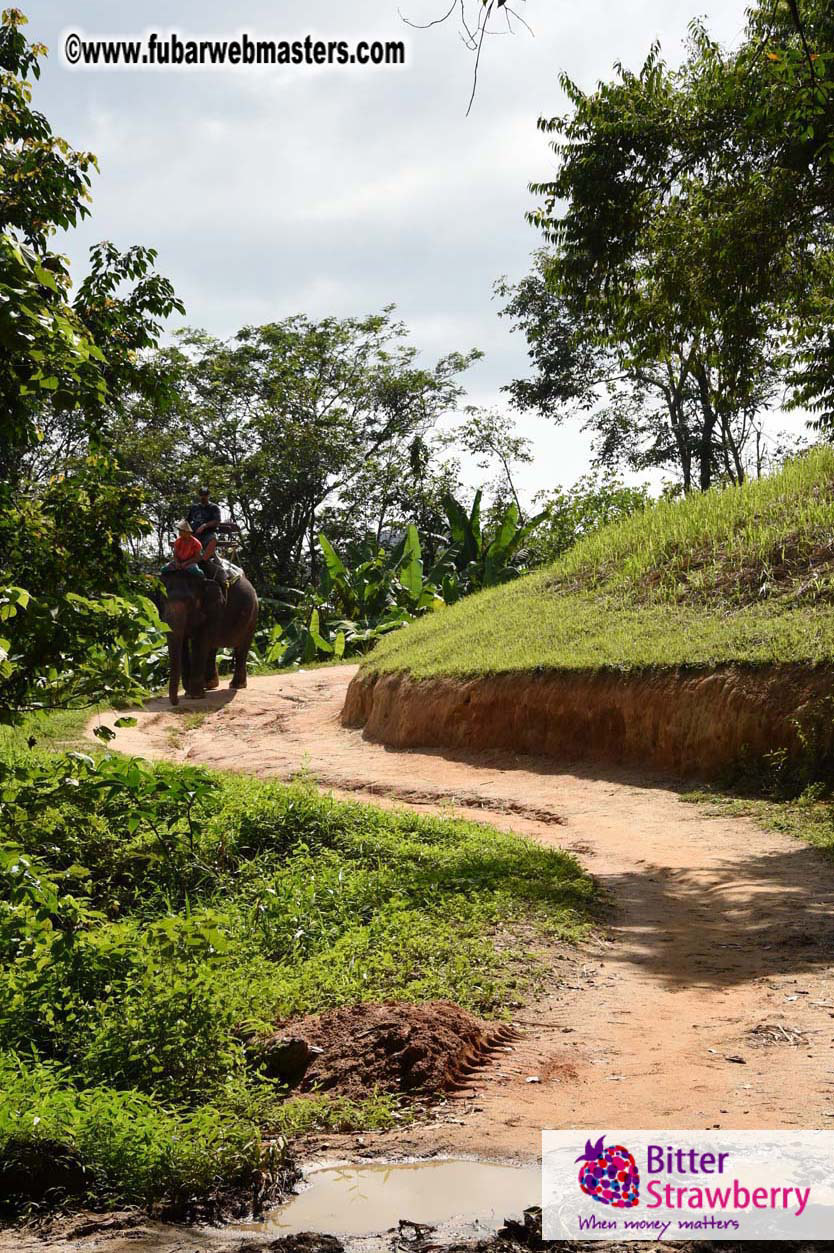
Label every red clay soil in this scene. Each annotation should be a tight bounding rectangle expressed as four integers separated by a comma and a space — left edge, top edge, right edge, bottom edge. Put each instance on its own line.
342, 664, 834, 780
255, 1001, 518, 1102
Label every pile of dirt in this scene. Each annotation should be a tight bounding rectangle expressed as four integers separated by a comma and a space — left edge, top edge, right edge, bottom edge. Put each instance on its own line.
254, 1001, 517, 1101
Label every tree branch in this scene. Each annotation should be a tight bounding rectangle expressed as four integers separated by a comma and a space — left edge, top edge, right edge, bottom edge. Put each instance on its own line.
400, 0, 531, 114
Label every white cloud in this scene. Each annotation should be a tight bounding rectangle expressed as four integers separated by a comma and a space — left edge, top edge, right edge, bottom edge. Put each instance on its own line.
39, 0, 760, 500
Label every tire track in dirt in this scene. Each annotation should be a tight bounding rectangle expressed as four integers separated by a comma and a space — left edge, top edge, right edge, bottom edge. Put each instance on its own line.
87, 665, 834, 1160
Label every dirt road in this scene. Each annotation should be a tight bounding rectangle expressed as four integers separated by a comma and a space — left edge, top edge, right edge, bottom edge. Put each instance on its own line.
88, 665, 834, 1158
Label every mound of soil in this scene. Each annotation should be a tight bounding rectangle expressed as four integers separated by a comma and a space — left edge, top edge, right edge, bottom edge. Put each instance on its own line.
255, 1001, 516, 1101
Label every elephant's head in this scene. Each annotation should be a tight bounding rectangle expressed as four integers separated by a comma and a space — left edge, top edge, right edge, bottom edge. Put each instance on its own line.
160, 570, 209, 630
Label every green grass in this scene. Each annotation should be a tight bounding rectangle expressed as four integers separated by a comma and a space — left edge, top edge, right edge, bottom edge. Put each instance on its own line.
363, 447, 834, 678
0, 744, 594, 1217
683, 785, 834, 858
0, 705, 94, 758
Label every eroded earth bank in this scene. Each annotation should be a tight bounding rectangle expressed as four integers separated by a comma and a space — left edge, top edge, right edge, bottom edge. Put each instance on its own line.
342, 664, 834, 780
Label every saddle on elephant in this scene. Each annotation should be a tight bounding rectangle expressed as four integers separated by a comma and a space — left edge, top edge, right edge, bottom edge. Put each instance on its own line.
198, 553, 229, 604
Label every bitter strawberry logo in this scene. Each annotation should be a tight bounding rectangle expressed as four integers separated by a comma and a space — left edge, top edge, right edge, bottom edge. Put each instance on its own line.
576, 1135, 640, 1208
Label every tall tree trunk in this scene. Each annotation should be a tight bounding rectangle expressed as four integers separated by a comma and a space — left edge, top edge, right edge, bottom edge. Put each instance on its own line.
694, 365, 718, 491
660, 356, 694, 493
308, 511, 318, 584
721, 415, 745, 485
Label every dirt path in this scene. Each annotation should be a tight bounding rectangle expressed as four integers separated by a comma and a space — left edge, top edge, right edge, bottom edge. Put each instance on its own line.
88, 666, 834, 1159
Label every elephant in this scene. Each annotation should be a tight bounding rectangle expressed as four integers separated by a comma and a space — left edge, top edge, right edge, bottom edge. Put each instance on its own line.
160, 569, 259, 705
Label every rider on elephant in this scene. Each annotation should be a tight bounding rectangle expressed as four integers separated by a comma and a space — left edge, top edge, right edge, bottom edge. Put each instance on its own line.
187, 485, 220, 556
162, 519, 205, 577
186, 485, 227, 603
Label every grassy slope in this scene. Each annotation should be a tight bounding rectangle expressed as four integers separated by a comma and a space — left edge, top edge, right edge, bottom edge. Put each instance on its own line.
364, 448, 834, 678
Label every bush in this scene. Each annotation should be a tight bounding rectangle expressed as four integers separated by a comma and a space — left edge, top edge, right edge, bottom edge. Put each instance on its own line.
0, 1053, 274, 1217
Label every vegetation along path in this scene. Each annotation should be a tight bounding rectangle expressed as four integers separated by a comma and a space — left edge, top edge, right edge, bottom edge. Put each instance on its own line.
87, 664, 834, 1154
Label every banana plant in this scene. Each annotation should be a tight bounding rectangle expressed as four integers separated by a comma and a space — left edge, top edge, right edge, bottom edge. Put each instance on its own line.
319, 527, 443, 617
262, 597, 347, 668
437, 492, 546, 592
259, 528, 444, 668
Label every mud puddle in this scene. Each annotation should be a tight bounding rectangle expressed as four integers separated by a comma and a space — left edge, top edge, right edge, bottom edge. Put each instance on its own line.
231, 1159, 539, 1239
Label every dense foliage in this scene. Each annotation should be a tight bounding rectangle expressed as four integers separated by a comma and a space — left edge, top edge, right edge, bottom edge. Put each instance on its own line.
0, 9, 179, 723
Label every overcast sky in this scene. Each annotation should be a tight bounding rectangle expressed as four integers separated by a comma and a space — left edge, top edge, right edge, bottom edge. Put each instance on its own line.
32, 0, 795, 502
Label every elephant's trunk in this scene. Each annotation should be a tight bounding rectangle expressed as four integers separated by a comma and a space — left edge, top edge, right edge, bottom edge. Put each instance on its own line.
167, 633, 182, 705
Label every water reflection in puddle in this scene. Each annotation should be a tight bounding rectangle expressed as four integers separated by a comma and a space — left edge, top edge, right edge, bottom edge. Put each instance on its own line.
243, 1159, 539, 1238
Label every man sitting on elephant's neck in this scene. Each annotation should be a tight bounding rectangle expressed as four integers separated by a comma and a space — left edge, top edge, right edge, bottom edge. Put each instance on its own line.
186, 485, 227, 604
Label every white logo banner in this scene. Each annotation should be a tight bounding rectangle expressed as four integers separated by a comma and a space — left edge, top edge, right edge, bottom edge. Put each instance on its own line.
542, 1130, 834, 1240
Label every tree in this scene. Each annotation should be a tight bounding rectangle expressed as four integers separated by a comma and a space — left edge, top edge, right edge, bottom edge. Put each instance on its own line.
19, 244, 185, 494
515, 24, 817, 491
0, 8, 175, 718
317, 435, 464, 571
0, 8, 100, 484
440, 407, 533, 514
500, 251, 771, 492
742, 0, 834, 213
123, 313, 480, 590
736, 0, 834, 429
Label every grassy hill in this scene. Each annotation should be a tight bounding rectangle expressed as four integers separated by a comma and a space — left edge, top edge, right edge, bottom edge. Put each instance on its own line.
363, 448, 834, 679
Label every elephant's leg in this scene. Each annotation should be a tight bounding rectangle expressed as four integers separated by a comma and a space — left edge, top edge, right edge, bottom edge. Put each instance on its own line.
187, 632, 207, 699
205, 649, 220, 691
229, 650, 246, 690
168, 637, 183, 706
230, 631, 255, 690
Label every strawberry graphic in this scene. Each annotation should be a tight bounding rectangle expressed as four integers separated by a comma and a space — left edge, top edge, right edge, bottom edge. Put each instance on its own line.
576, 1135, 640, 1208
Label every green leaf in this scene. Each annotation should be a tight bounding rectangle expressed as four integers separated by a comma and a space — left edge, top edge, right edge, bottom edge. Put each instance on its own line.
308, 609, 333, 655
318, 534, 348, 583
34, 263, 59, 292
397, 524, 424, 601
486, 502, 520, 564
